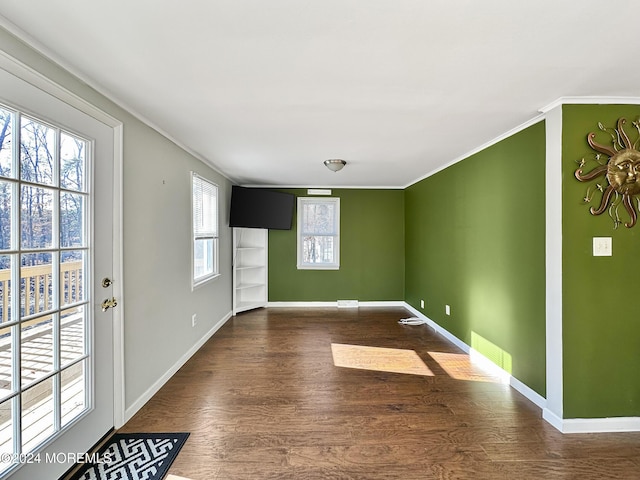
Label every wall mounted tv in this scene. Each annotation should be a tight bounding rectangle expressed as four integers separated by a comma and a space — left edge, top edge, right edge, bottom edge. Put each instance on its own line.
229, 186, 295, 230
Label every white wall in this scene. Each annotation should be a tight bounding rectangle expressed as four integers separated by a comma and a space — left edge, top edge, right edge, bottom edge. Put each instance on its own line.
0, 26, 233, 417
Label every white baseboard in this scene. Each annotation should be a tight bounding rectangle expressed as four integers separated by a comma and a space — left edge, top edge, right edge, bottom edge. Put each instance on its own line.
543, 408, 564, 431
543, 410, 640, 433
267, 301, 336, 308
124, 310, 232, 423
267, 301, 405, 308
402, 302, 547, 411
402, 302, 470, 352
510, 375, 547, 409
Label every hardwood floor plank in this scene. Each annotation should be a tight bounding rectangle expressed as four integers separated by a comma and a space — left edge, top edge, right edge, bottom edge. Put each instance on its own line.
118, 307, 640, 479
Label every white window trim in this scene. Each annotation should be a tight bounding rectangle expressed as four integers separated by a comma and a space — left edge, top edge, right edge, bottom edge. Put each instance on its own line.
191, 172, 220, 288
297, 196, 340, 270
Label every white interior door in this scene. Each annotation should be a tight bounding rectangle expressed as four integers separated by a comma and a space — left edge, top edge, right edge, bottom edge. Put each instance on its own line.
0, 66, 116, 479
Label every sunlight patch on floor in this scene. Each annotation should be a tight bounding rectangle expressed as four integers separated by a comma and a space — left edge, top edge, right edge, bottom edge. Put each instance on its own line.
428, 351, 507, 383
331, 343, 434, 376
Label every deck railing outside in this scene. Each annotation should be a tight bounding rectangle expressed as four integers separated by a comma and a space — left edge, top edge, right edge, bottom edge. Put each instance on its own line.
0, 261, 86, 456
0, 260, 83, 323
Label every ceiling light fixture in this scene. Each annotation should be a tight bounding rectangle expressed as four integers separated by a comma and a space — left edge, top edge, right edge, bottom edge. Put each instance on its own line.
324, 159, 347, 172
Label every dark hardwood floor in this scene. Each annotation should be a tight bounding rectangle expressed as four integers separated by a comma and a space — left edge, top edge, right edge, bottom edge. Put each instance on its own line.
120, 307, 640, 479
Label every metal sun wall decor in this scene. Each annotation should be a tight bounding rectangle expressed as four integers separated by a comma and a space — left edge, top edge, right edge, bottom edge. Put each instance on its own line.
575, 117, 640, 229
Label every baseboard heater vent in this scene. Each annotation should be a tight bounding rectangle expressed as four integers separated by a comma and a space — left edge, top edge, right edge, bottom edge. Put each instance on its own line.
337, 300, 359, 308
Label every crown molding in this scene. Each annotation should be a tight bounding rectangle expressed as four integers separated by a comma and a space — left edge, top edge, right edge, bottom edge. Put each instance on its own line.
539, 96, 640, 113
247, 184, 404, 189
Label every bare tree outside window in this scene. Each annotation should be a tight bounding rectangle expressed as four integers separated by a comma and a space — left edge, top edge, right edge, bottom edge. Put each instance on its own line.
0, 108, 13, 256
0, 109, 87, 321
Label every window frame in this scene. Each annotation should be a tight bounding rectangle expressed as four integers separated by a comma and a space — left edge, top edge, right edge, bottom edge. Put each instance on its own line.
191, 172, 219, 288
297, 196, 340, 270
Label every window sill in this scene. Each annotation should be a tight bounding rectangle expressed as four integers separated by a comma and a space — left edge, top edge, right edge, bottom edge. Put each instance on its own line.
192, 272, 221, 290
297, 264, 340, 270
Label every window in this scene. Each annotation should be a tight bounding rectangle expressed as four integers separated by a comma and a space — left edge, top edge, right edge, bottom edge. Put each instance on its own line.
297, 197, 340, 269
192, 173, 219, 287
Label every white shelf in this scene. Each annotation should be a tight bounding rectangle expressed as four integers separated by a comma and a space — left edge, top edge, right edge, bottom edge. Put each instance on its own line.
233, 227, 268, 315
234, 300, 267, 314
236, 282, 264, 290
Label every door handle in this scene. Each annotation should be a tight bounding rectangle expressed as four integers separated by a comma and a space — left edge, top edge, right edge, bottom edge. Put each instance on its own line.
101, 297, 118, 312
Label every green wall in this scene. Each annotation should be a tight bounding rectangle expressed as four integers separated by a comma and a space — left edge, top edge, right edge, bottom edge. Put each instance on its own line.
268, 189, 405, 301
404, 122, 547, 396
562, 105, 640, 418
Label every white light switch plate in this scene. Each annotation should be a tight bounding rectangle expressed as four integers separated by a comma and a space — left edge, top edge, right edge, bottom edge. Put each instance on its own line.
593, 237, 612, 256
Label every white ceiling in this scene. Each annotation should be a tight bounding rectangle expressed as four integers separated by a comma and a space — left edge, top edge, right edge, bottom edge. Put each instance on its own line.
1, 0, 640, 188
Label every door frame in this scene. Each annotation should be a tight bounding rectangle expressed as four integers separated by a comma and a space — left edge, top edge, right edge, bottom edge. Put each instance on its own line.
0, 50, 125, 429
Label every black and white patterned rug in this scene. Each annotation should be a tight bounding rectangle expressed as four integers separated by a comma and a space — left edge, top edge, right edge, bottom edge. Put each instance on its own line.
69, 432, 190, 480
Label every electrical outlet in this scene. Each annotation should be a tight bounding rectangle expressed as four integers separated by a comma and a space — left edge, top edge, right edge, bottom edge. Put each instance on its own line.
191, 314, 197, 327
445, 305, 451, 316
420, 299, 425, 309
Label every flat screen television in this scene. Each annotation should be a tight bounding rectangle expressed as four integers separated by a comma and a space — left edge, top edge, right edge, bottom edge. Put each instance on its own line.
229, 186, 295, 230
